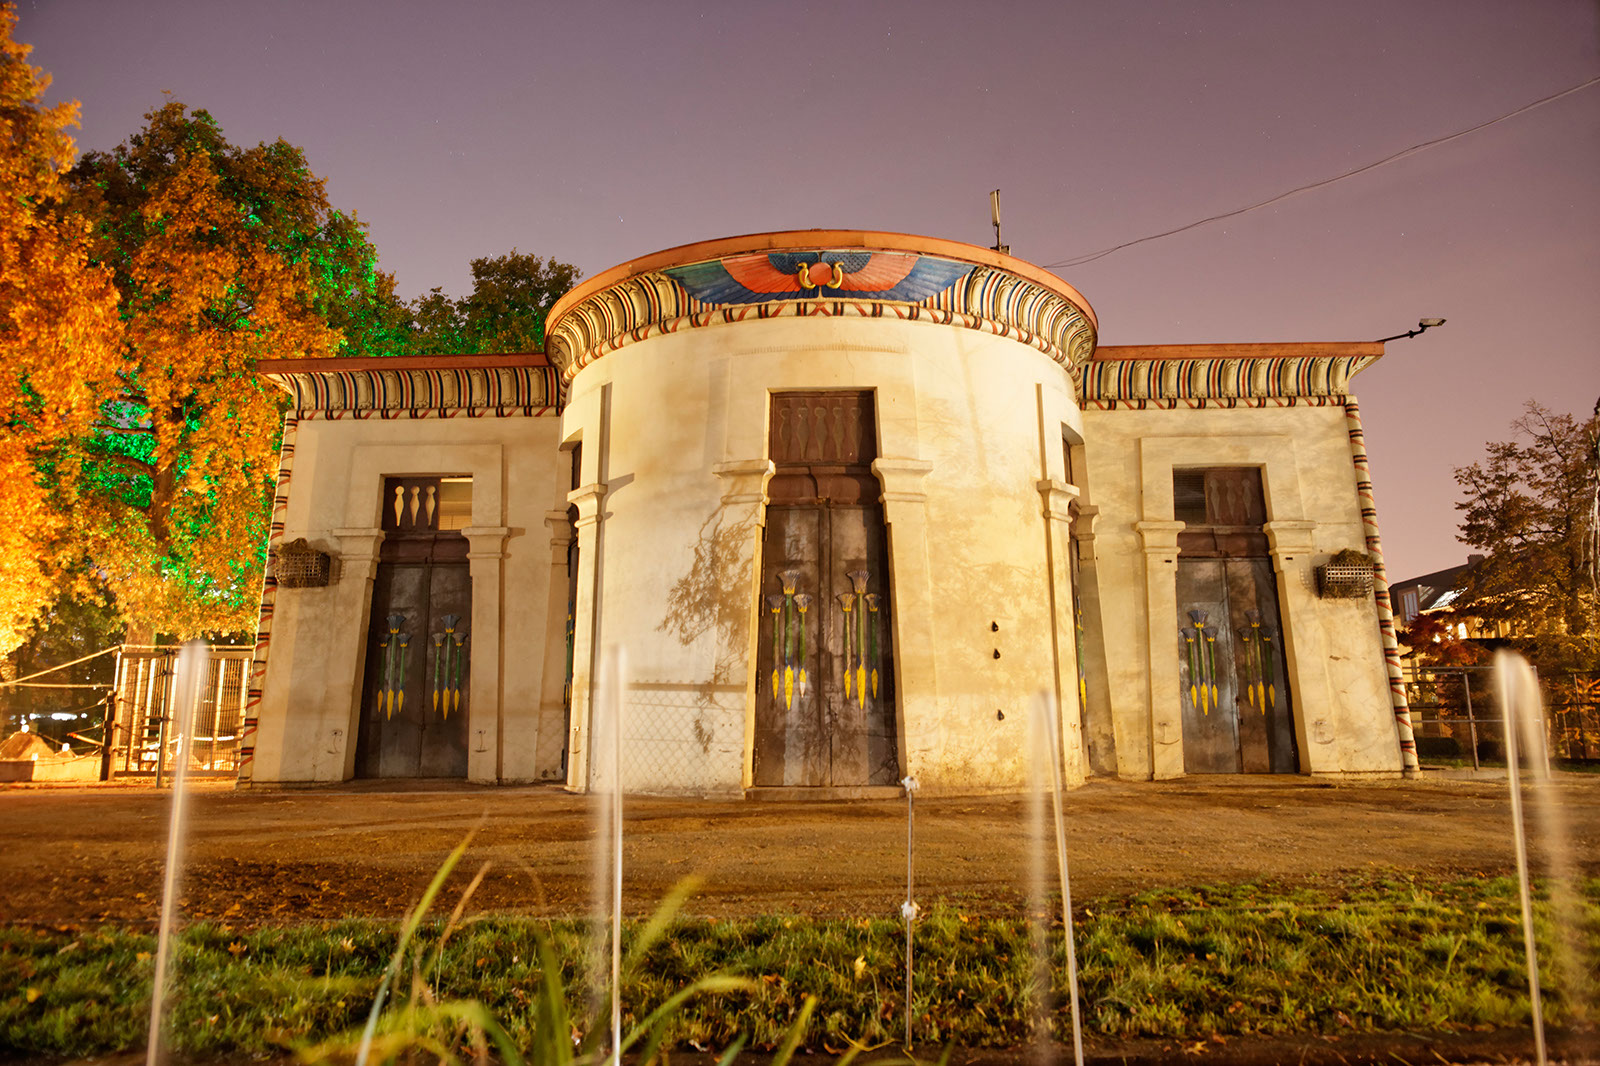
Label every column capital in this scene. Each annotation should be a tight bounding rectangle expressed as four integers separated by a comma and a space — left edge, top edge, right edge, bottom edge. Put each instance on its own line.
567, 483, 606, 527
544, 509, 574, 559
1037, 478, 1081, 522
712, 458, 774, 506
872, 457, 934, 505
1134, 520, 1185, 556
332, 527, 384, 564
1264, 520, 1316, 559
463, 526, 511, 560
1072, 503, 1101, 542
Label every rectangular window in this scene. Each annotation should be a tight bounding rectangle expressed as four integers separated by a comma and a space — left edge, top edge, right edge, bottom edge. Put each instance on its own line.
381, 476, 471, 532
1174, 467, 1269, 559
1173, 471, 1209, 525
436, 477, 472, 530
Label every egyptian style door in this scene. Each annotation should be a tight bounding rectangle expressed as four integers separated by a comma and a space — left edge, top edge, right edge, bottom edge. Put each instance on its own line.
754, 392, 899, 787
1174, 468, 1298, 774
355, 476, 472, 778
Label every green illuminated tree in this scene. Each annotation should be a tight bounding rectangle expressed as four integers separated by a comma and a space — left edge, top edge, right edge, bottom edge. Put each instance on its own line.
407, 250, 580, 355
59, 101, 396, 638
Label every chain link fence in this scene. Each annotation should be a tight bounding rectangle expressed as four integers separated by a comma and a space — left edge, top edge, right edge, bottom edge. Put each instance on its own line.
1404, 664, 1599, 770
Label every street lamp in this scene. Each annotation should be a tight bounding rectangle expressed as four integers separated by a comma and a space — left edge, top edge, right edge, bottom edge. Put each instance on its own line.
1375, 317, 1446, 343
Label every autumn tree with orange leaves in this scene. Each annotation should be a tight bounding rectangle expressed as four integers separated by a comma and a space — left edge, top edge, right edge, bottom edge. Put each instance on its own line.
59, 100, 399, 639
0, 3, 404, 649
0, 4, 122, 652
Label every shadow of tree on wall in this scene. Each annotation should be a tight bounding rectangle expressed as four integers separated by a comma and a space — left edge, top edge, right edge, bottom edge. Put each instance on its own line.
658, 507, 756, 688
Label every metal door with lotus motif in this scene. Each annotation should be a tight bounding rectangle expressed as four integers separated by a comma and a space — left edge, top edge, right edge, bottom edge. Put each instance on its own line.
754, 392, 898, 787
355, 477, 472, 778
1174, 467, 1297, 774
1177, 558, 1296, 774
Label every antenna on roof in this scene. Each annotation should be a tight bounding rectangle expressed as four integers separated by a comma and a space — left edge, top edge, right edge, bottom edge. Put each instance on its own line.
989, 190, 1009, 255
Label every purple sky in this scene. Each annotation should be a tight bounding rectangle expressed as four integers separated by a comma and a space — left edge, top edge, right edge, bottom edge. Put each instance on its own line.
18, 0, 1600, 581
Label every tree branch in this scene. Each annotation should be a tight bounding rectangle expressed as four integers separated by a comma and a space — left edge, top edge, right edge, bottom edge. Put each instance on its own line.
96, 452, 156, 475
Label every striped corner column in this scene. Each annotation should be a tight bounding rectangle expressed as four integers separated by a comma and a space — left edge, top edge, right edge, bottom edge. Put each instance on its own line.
237, 412, 299, 787
1344, 399, 1419, 776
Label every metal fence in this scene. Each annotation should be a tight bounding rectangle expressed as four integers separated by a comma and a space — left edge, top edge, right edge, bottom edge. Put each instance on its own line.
109, 646, 252, 782
1403, 664, 1599, 770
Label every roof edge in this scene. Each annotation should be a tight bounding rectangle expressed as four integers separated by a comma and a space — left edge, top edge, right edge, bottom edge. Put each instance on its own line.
546, 228, 1098, 339
257, 352, 550, 376
1095, 342, 1384, 361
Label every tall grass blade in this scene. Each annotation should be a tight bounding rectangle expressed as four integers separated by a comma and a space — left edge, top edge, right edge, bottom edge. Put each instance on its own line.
769, 994, 818, 1066
355, 833, 473, 1066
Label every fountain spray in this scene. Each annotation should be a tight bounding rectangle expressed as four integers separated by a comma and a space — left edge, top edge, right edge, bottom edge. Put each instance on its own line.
590, 647, 626, 1066
901, 774, 919, 1049
1496, 649, 1547, 1066
146, 642, 206, 1066
1030, 690, 1085, 1066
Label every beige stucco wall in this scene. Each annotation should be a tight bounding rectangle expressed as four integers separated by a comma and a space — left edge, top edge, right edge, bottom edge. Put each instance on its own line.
250, 414, 568, 784
561, 314, 1088, 795
1077, 402, 1403, 780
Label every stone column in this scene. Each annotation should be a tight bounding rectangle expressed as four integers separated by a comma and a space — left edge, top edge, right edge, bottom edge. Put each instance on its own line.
564, 483, 606, 791
1265, 519, 1340, 773
463, 526, 509, 783
330, 527, 384, 780
872, 458, 936, 779
1038, 478, 1086, 785
535, 509, 575, 782
1135, 520, 1186, 780
1071, 505, 1119, 775
712, 459, 774, 788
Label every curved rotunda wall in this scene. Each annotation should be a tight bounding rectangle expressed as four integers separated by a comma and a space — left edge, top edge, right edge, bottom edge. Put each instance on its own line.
549, 234, 1097, 795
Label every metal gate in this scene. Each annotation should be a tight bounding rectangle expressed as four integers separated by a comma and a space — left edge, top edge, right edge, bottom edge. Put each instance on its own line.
110, 646, 251, 779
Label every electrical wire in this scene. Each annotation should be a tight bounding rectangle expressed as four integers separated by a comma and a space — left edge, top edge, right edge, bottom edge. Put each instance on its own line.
0, 645, 121, 687
1042, 74, 1600, 271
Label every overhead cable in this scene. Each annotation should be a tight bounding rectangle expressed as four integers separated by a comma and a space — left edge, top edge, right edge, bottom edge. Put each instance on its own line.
1042, 74, 1600, 270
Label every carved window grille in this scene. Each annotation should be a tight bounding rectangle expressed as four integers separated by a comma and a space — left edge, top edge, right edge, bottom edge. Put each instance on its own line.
381, 476, 472, 533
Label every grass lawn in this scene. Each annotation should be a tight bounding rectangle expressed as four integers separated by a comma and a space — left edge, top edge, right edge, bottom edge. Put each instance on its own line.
2, 875, 1596, 1061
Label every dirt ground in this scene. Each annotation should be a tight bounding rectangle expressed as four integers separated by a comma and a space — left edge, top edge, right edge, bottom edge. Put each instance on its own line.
2, 772, 1597, 929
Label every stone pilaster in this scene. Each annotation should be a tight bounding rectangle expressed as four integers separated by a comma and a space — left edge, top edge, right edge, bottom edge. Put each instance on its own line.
1038, 478, 1086, 786
1265, 519, 1339, 772
330, 528, 384, 779
712, 459, 774, 788
872, 457, 935, 779
462, 526, 510, 783
564, 483, 606, 791
1135, 520, 1186, 779
535, 509, 575, 782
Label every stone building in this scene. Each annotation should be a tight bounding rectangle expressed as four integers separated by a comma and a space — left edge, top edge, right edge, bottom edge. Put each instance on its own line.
241, 230, 1417, 794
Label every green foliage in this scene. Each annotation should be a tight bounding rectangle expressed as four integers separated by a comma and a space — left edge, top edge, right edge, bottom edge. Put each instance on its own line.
26, 99, 400, 638
3, 878, 1597, 1058
405, 250, 581, 355
1454, 400, 1600, 666
0, 590, 120, 742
